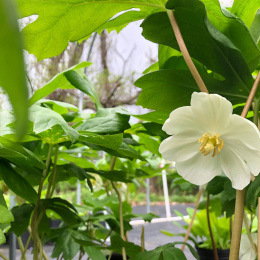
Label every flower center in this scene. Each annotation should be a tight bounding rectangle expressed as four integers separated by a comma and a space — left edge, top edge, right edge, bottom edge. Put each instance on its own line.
198, 133, 224, 157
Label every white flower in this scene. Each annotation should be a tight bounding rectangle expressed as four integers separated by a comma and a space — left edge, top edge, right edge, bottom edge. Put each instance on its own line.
240, 233, 257, 260
159, 92, 260, 190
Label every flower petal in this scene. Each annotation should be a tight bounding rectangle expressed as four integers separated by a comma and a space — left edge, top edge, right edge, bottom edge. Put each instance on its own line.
175, 152, 222, 185
221, 114, 260, 151
220, 146, 250, 190
159, 131, 201, 162
190, 92, 233, 133
162, 106, 202, 135
225, 140, 260, 176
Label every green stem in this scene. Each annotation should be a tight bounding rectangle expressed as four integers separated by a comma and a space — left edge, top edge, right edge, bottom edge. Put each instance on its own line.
31, 144, 54, 260
166, 10, 208, 94
17, 236, 27, 260
206, 193, 218, 260
110, 157, 127, 260
21, 230, 32, 260
0, 252, 9, 260
46, 145, 59, 199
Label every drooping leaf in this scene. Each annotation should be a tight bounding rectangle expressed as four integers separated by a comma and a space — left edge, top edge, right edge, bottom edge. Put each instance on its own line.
246, 174, 260, 212
133, 111, 169, 124
18, 0, 165, 60
0, 0, 28, 138
0, 136, 45, 175
250, 9, 260, 47
37, 99, 79, 115
64, 70, 102, 109
29, 105, 79, 143
29, 62, 91, 106
51, 228, 83, 260
83, 246, 106, 260
130, 243, 187, 260
231, 0, 260, 28
57, 153, 95, 169
0, 204, 14, 224
0, 161, 38, 204
78, 132, 123, 150
135, 69, 247, 113
76, 107, 130, 134
10, 203, 34, 236
85, 168, 131, 183
206, 176, 229, 195
200, 0, 260, 71
141, 0, 254, 93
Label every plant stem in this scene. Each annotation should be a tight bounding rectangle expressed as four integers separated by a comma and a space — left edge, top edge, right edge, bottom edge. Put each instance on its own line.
243, 211, 257, 255
181, 188, 204, 251
17, 236, 27, 260
0, 252, 9, 260
46, 145, 59, 199
166, 10, 208, 94
230, 70, 260, 260
141, 226, 145, 252
31, 144, 54, 260
206, 193, 218, 260
109, 156, 127, 260
21, 230, 32, 260
229, 189, 246, 260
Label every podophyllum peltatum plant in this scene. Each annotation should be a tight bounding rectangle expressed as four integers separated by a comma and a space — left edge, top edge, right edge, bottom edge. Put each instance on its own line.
1, 0, 260, 259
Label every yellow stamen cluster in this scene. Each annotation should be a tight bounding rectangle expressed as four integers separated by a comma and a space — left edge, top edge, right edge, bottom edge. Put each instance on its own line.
198, 133, 224, 157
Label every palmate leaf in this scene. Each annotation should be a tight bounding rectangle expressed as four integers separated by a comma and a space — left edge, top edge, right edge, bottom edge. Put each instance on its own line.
141, 0, 254, 94
0, 0, 28, 138
17, 0, 165, 60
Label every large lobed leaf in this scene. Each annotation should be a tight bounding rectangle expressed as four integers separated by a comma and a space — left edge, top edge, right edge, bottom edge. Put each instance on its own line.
17, 0, 165, 60
141, 0, 254, 93
0, 0, 28, 138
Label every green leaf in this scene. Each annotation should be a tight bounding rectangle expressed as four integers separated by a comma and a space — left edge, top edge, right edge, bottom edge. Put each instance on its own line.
51, 228, 81, 260
133, 111, 169, 124
246, 174, 260, 212
18, 0, 165, 60
135, 69, 247, 113
0, 229, 5, 245
0, 204, 14, 224
0, 0, 28, 138
130, 243, 187, 260
64, 70, 102, 109
0, 161, 38, 204
78, 132, 123, 150
200, 0, 260, 71
109, 234, 142, 258
206, 176, 229, 195
10, 204, 34, 236
83, 246, 106, 260
29, 62, 91, 106
231, 0, 260, 28
85, 168, 131, 183
76, 107, 130, 134
29, 105, 79, 143
57, 153, 95, 169
97, 9, 159, 35
173, 242, 199, 259
0, 136, 45, 175
142, 0, 253, 92
250, 9, 260, 47
37, 99, 79, 115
